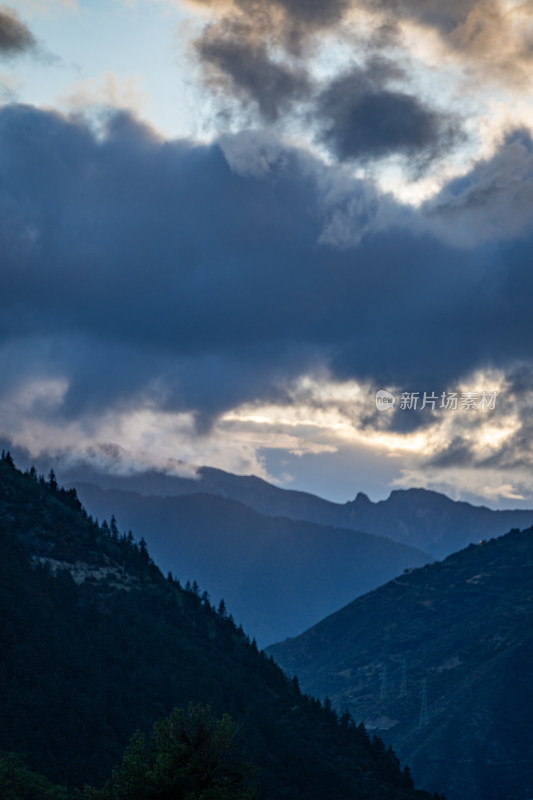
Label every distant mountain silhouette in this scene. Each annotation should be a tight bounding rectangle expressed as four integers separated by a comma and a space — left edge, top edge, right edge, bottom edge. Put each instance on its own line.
63, 464, 533, 558
344, 487, 533, 558
74, 482, 431, 646
267, 527, 533, 800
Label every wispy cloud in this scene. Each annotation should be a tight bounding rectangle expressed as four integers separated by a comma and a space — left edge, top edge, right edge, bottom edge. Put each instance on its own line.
57, 72, 151, 118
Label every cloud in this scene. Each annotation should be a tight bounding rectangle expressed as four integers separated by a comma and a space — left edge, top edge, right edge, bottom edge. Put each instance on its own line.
449, 2, 533, 82
314, 62, 462, 164
186, 0, 533, 189
57, 73, 151, 118
1, 104, 533, 442
190, 0, 466, 166
197, 19, 312, 121
354, 0, 533, 76
0, 7, 37, 56
267, 0, 349, 33
385, 364, 533, 491
0, 71, 20, 102
425, 129, 533, 244
188, 0, 533, 86
189, 0, 350, 52
359, 0, 476, 36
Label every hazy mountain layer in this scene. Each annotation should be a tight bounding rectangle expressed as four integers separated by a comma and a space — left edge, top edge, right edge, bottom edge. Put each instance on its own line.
74, 482, 431, 646
63, 463, 533, 558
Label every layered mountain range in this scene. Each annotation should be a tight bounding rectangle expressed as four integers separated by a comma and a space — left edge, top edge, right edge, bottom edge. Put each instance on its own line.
69, 464, 533, 645
73, 482, 431, 646
66, 463, 533, 558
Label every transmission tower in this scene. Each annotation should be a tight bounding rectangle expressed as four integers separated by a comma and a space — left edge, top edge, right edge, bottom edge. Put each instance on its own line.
380, 664, 388, 700
400, 658, 407, 697
418, 677, 429, 727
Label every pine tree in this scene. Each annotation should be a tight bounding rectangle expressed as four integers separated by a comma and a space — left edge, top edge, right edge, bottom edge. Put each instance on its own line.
110, 515, 119, 540
87, 705, 258, 800
2, 450, 15, 468
48, 469, 58, 491
340, 709, 351, 728
139, 538, 149, 561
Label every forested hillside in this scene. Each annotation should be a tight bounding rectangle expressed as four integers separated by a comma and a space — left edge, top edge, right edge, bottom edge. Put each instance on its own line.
269, 527, 533, 800
0, 454, 436, 800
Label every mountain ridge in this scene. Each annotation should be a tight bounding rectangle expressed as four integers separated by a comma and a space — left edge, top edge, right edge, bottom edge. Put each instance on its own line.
73, 481, 432, 646
267, 526, 533, 800
58, 462, 533, 558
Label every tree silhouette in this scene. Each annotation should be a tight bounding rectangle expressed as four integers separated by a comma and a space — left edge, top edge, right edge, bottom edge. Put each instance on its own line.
48, 469, 58, 491
86, 704, 258, 800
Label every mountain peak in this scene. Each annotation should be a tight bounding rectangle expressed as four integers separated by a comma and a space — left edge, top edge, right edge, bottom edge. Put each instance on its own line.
352, 491, 372, 505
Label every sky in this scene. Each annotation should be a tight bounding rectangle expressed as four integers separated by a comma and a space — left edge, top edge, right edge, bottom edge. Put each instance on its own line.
2, 0, 533, 507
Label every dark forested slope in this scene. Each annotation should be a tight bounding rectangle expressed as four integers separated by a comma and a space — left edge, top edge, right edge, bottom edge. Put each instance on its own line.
0, 454, 435, 800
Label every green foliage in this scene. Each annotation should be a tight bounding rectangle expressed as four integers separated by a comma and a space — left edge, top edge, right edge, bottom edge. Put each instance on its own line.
0, 455, 161, 583
48, 469, 58, 492
88, 705, 257, 800
0, 753, 71, 800
1, 450, 14, 469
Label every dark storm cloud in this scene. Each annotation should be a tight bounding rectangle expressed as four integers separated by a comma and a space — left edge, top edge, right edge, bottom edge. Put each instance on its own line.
191, 0, 474, 43
197, 28, 461, 163
194, 0, 463, 163
427, 439, 476, 468
314, 65, 461, 163
1, 104, 533, 428
361, 0, 476, 35
425, 423, 527, 473
0, 8, 37, 56
192, 0, 350, 51
191, 0, 529, 96
197, 21, 312, 121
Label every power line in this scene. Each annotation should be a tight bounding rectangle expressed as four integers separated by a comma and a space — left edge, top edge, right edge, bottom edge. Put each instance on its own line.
400, 658, 407, 697
419, 677, 429, 727
380, 663, 388, 700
